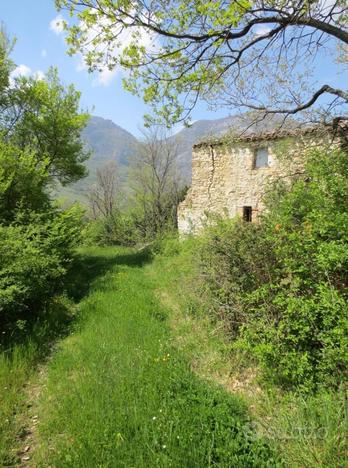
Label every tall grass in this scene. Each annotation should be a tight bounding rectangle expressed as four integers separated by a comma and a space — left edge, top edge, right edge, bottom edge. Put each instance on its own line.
3, 242, 344, 466
0, 296, 74, 465
148, 236, 348, 467
32, 247, 278, 466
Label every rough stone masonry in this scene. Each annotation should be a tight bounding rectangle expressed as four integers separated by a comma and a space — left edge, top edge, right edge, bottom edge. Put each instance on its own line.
178, 124, 347, 235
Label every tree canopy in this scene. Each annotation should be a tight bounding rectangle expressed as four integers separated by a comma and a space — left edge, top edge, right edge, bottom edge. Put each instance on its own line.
57, 0, 347, 126
0, 29, 86, 329
0, 29, 89, 220
2, 68, 90, 185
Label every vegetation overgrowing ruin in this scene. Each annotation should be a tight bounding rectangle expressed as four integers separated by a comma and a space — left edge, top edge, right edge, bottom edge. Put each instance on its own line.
1, 1, 348, 466
179, 121, 348, 233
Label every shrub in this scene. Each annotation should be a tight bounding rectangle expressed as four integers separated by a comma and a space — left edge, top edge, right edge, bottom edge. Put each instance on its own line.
196, 148, 348, 391
83, 213, 137, 247
0, 141, 50, 223
198, 218, 273, 335
0, 206, 83, 329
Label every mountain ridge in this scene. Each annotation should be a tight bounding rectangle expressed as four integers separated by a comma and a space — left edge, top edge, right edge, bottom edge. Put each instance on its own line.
61, 113, 292, 201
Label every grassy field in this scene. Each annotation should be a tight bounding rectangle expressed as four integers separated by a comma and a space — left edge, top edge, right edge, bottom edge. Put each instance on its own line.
146, 240, 348, 468
1, 244, 345, 466
10, 246, 278, 467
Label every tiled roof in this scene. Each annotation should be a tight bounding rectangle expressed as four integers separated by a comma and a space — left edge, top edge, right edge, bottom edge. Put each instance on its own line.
194, 120, 348, 148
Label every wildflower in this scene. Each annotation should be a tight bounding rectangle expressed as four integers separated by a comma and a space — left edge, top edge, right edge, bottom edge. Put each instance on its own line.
152, 416, 157, 420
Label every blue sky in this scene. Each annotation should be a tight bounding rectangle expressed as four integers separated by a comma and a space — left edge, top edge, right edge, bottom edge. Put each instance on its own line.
1, 1, 347, 136
1, 0, 230, 136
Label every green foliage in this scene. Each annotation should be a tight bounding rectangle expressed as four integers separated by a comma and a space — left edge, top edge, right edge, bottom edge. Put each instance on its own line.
0, 27, 13, 106
55, 0, 255, 125
0, 206, 83, 328
149, 236, 348, 466
0, 140, 49, 223
196, 148, 348, 391
83, 213, 137, 247
129, 188, 185, 241
85, 184, 188, 247
0, 34, 89, 332
58, 1, 347, 125
5, 68, 90, 185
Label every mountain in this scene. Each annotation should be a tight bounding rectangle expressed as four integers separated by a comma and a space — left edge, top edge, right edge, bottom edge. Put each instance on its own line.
58, 116, 138, 202
59, 113, 294, 202
82, 116, 138, 168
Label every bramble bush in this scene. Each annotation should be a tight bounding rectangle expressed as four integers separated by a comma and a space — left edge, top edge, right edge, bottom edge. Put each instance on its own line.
198, 148, 348, 391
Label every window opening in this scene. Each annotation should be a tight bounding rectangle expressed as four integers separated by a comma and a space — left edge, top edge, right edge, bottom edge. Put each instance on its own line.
243, 206, 252, 222
254, 147, 269, 168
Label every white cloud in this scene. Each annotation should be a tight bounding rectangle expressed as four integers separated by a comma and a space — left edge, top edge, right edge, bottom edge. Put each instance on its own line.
9, 64, 31, 85
50, 15, 65, 35
41, 49, 47, 58
34, 70, 45, 81
11, 64, 32, 79
93, 68, 118, 87
254, 26, 272, 38
10, 65, 45, 87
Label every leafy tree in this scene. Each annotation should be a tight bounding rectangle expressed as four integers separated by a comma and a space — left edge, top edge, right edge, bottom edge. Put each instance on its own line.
0, 26, 13, 106
0, 29, 89, 217
3, 67, 90, 185
0, 41, 89, 218
57, 0, 348, 125
0, 206, 83, 327
0, 29, 88, 330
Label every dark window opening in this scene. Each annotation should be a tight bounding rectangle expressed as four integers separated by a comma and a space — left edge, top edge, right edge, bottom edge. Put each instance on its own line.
254, 147, 269, 168
243, 206, 252, 222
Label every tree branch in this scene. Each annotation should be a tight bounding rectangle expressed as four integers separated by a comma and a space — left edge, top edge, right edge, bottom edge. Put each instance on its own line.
245, 85, 348, 115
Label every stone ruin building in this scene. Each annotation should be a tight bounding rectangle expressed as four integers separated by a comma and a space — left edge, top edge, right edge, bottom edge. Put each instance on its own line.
178, 123, 347, 235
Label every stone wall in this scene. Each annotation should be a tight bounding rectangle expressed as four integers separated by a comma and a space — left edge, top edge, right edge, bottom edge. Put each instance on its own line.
178, 129, 342, 235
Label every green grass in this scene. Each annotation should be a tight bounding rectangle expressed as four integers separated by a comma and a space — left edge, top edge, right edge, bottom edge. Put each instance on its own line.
3, 242, 344, 466
145, 237, 348, 468
0, 296, 74, 465
30, 246, 279, 467
255, 390, 348, 467
0, 341, 38, 465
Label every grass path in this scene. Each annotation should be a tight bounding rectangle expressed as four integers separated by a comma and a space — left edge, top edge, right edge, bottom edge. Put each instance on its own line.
20, 247, 278, 467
